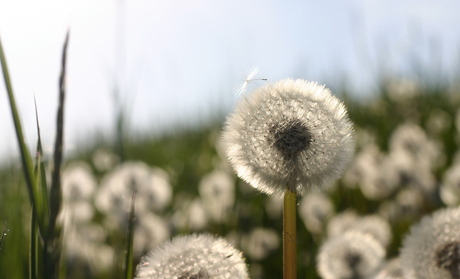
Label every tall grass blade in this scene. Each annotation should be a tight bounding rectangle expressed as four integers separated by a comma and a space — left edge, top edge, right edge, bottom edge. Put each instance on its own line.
0, 222, 7, 251
34, 97, 50, 226
32, 100, 47, 279
45, 30, 69, 279
30, 209, 40, 279
0, 33, 48, 235
124, 191, 136, 279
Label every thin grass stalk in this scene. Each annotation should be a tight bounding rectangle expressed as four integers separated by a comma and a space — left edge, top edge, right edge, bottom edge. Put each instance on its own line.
30, 209, 39, 279
283, 189, 297, 279
124, 191, 137, 279
0, 222, 7, 251
32, 110, 47, 279
34, 98, 50, 220
0, 34, 48, 235
44, 31, 69, 279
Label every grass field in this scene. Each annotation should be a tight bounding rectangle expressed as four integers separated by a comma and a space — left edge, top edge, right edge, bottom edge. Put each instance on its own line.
1, 68, 460, 278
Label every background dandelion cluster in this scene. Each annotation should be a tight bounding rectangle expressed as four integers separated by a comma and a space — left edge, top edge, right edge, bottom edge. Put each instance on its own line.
1, 75, 460, 278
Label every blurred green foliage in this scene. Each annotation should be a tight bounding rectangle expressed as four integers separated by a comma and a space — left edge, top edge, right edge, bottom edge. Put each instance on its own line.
1, 79, 460, 279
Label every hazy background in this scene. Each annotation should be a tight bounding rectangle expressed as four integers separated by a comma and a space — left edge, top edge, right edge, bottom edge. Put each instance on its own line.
1, 0, 459, 163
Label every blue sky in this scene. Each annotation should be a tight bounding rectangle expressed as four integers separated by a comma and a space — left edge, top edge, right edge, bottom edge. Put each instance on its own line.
1, 0, 459, 162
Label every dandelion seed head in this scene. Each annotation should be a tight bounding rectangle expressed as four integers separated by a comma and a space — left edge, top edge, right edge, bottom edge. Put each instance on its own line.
440, 163, 460, 206
400, 206, 460, 279
317, 231, 385, 279
62, 161, 96, 202
352, 215, 392, 247
223, 79, 354, 196
373, 258, 404, 279
241, 228, 279, 260
135, 234, 249, 279
199, 170, 235, 223
299, 192, 334, 234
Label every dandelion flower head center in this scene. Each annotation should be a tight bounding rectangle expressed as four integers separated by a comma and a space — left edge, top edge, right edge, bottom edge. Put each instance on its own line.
435, 241, 460, 278
269, 120, 312, 161
345, 251, 362, 270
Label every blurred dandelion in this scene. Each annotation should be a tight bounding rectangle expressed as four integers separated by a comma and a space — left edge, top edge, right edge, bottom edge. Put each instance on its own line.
171, 198, 208, 231
223, 79, 354, 196
379, 188, 424, 222
372, 258, 404, 279
327, 212, 391, 247
133, 212, 170, 257
199, 170, 235, 223
400, 206, 460, 279
60, 161, 97, 227
440, 163, 460, 206
92, 148, 119, 172
327, 210, 359, 238
62, 161, 96, 202
299, 192, 334, 234
385, 79, 420, 103
389, 123, 442, 171
95, 161, 172, 217
317, 232, 385, 279
64, 223, 115, 275
351, 215, 392, 248
265, 195, 283, 219
359, 154, 399, 200
241, 228, 280, 260
135, 234, 249, 279
343, 144, 381, 190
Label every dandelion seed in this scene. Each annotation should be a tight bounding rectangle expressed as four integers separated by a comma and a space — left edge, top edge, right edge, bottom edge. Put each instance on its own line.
135, 234, 249, 279
236, 66, 267, 97
223, 79, 354, 196
400, 206, 460, 279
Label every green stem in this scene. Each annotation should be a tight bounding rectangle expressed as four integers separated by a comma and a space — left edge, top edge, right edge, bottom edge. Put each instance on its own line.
283, 189, 297, 279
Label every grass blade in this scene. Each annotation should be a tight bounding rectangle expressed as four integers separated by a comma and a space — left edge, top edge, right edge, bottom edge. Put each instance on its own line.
32, 99, 48, 279
48, 31, 69, 236
124, 191, 136, 279
0, 222, 7, 251
0, 32, 48, 235
44, 30, 69, 279
34, 98, 50, 229
30, 209, 40, 279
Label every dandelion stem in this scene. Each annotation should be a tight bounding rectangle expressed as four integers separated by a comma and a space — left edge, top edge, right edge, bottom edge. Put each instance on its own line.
283, 189, 297, 279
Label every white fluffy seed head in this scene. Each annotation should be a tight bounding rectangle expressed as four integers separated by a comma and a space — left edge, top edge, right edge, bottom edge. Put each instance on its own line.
400, 206, 460, 279
317, 232, 385, 279
222, 79, 354, 196
135, 234, 249, 279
